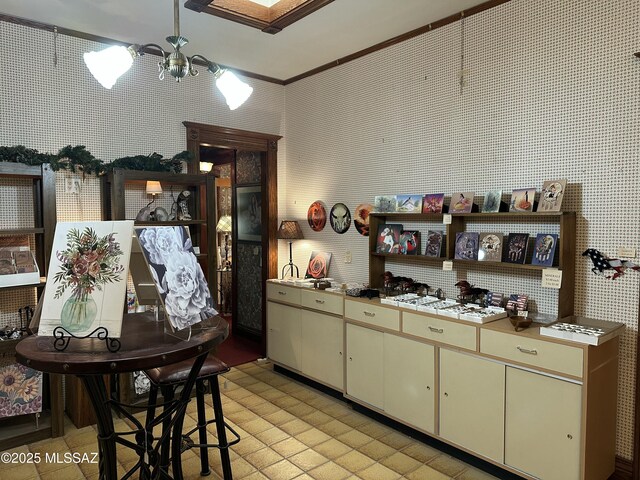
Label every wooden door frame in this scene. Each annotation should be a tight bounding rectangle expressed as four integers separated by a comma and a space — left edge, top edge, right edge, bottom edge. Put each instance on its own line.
184, 122, 281, 355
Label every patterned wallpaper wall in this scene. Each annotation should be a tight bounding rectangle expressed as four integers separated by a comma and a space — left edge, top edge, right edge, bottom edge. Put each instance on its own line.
282, 0, 640, 459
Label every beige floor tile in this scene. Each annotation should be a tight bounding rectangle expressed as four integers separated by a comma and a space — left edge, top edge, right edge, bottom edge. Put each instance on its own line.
377, 431, 413, 450
379, 451, 422, 475
242, 418, 276, 435
318, 402, 352, 418
248, 400, 282, 416
270, 437, 308, 458
277, 383, 307, 395
405, 464, 451, 480
307, 460, 351, 480
284, 402, 317, 418
456, 466, 500, 480
357, 439, 397, 461
226, 409, 262, 425
312, 439, 352, 460
279, 419, 313, 436
355, 420, 393, 439
288, 449, 330, 471
259, 388, 288, 402
289, 389, 323, 403
401, 442, 441, 463
220, 399, 248, 414
338, 412, 370, 429
356, 462, 401, 480
335, 430, 374, 449
224, 387, 254, 401
260, 459, 304, 480
236, 394, 268, 409
300, 410, 334, 427
317, 419, 352, 437
0, 462, 39, 479
333, 450, 376, 472
231, 434, 268, 456
242, 472, 270, 480
428, 455, 466, 477
38, 464, 85, 480
254, 427, 291, 446
245, 447, 285, 470
271, 395, 302, 410
263, 409, 298, 426
63, 427, 97, 450
233, 376, 261, 387
294, 428, 332, 448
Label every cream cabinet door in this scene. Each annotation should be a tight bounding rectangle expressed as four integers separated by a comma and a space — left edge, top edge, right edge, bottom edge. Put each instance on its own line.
346, 323, 383, 409
439, 349, 505, 463
267, 301, 301, 370
383, 334, 435, 433
505, 367, 581, 480
301, 311, 344, 390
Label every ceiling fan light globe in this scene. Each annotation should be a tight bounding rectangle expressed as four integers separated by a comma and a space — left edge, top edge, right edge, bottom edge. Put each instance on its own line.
83, 45, 134, 89
215, 70, 253, 110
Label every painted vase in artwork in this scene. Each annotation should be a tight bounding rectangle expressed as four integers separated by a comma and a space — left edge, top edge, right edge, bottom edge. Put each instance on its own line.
60, 292, 98, 332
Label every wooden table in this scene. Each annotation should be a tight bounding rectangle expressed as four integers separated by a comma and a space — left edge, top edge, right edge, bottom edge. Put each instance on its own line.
15, 313, 228, 479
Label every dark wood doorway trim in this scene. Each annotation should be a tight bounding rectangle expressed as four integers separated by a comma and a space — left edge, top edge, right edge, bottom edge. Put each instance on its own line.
184, 122, 281, 355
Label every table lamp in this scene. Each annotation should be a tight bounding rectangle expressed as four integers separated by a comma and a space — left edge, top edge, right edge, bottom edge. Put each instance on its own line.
277, 220, 304, 278
216, 215, 232, 269
145, 181, 162, 206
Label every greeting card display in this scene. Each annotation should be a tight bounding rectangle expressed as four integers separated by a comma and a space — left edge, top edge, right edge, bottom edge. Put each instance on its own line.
537, 179, 567, 212
531, 233, 558, 266
374, 195, 397, 213
424, 231, 444, 257
504, 233, 529, 264
305, 251, 332, 279
396, 194, 423, 213
399, 231, 420, 255
449, 192, 475, 213
422, 194, 445, 214
454, 232, 479, 260
39, 221, 134, 338
509, 188, 536, 212
376, 224, 402, 253
478, 233, 504, 262
482, 190, 503, 213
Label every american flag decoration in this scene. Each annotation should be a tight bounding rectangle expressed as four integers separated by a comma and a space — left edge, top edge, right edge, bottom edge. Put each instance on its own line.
506, 294, 528, 312
486, 291, 504, 307
582, 248, 640, 280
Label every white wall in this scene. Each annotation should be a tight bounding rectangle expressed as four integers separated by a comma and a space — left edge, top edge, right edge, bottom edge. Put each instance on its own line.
282, 0, 640, 459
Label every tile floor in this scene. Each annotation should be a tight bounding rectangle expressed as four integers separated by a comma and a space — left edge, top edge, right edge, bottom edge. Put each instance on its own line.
0, 362, 501, 480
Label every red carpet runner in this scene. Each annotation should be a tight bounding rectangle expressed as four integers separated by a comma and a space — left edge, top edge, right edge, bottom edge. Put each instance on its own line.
215, 315, 262, 367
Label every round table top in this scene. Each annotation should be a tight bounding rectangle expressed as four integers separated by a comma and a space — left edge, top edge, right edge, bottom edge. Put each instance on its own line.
15, 313, 228, 375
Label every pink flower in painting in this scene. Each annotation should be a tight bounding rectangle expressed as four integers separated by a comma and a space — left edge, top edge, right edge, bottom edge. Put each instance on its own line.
73, 259, 89, 276
88, 261, 101, 278
83, 250, 99, 263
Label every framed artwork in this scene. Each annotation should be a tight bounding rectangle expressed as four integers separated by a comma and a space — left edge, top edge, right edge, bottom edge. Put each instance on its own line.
504, 233, 529, 264
531, 233, 558, 266
422, 194, 445, 214
450, 192, 475, 213
376, 224, 402, 254
454, 232, 479, 260
0, 364, 43, 418
537, 179, 567, 212
39, 221, 134, 338
330, 203, 351, 234
509, 188, 536, 212
307, 200, 327, 232
482, 190, 503, 213
135, 226, 217, 331
399, 230, 420, 255
478, 233, 504, 262
354, 203, 373, 236
396, 194, 423, 213
424, 230, 444, 257
237, 186, 262, 242
305, 251, 332, 279
374, 195, 397, 213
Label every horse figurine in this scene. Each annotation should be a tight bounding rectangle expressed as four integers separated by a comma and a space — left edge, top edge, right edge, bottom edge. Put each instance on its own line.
455, 280, 489, 304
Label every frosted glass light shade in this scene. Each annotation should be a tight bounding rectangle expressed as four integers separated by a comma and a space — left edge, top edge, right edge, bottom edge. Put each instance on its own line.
146, 181, 162, 195
199, 161, 213, 173
83, 45, 134, 89
216, 71, 253, 110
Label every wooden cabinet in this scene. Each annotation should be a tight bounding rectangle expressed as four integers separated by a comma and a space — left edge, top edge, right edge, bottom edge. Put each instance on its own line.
505, 367, 581, 480
439, 348, 505, 463
383, 333, 435, 433
346, 323, 383, 409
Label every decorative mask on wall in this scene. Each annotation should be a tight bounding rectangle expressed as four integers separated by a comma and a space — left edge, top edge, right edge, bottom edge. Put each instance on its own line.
330, 203, 351, 234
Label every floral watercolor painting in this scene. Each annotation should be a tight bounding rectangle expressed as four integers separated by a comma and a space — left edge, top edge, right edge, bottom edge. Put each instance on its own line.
135, 226, 217, 331
0, 363, 42, 418
40, 221, 133, 338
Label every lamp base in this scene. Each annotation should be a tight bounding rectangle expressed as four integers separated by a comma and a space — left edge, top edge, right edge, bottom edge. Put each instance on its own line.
281, 263, 299, 279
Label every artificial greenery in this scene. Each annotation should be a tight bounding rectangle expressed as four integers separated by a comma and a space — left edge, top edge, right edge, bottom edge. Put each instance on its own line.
0, 145, 194, 175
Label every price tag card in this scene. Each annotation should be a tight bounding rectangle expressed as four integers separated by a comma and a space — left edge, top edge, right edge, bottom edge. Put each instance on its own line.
443, 214, 452, 225
443, 260, 453, 271
541, 269, 562, 289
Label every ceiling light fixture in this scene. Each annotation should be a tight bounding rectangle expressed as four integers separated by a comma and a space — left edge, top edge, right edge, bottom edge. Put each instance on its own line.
83, 0, 253, 110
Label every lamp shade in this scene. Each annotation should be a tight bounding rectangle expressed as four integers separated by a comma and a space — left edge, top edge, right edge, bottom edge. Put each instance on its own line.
277, 221, 304, 240
216, 71, 253, 110
199, 161, 213, 173
146, 181, 162, 195
216, 215, 232, 233
83, 45, 134, 89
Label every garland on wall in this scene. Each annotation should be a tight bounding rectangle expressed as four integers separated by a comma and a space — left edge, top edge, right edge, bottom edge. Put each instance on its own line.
0, 145, 192, 176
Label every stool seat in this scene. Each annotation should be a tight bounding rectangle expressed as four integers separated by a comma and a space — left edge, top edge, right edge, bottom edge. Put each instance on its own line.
146, 355, 229, 385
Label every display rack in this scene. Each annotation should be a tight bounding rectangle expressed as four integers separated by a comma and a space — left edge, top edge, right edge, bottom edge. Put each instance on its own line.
369, 211, 576, 318
0, 162, 64, 450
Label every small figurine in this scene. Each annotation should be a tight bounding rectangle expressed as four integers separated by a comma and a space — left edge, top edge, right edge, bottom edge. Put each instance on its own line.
455, 280, 489, 304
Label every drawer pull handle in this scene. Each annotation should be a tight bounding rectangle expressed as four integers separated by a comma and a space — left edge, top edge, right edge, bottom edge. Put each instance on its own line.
278, 291, 286, 295
567, 434, 573, 440
444, 392, 448, 397
363, 311, 375, 317
428, 326, 444, 334
315, 299, 325, 304
517, 346, 538, 355
426, 386, 431, 391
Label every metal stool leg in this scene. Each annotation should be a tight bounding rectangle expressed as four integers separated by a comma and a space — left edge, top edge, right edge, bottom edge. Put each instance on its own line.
195, 379, 211, 476
159, 385, 174, 475
210, 377, 233, 480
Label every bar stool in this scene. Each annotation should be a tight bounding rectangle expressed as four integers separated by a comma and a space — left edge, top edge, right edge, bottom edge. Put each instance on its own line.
144, 354, 240, 479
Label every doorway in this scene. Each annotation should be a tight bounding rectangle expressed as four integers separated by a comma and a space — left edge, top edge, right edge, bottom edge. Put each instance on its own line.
184, 122, 281, 358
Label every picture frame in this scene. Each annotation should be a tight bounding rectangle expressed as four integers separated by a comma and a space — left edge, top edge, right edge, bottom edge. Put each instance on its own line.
307, 200, 327, 232
305, 251, 332, 279
509, 188, 536, 212
449, 192, 475, 213
374, 195, 397, 213
396, 194, 423, 213
478, 233, 504, 262
531, 233, 558, 267
236, 186, 262, 242
424, 230, 444, 257
354, 203, 373, 236
376, 224, 402, 254
482, 190, 503, 213
504, 233, 529, 264
537, 179, 567, 212
454, 232, 479, 260
422, 194, 445, 214
399, 230, 420, 255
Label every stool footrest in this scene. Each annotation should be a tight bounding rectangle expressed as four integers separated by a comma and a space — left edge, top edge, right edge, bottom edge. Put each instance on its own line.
182, 420, 241, 451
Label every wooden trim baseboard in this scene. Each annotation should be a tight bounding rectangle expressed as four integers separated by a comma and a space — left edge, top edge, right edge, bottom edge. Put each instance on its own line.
613, 456, 633, 480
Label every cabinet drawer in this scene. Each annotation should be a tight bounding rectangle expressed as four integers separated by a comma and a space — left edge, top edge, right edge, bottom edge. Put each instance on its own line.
301, 289, 343, 315
403, 312, 476, 351
345, 300, 399, 331
481, 329, 583, 377
266, 283, 301, 305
